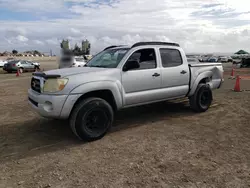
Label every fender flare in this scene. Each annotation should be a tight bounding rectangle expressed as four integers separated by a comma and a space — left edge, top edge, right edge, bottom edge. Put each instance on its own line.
69, 80, 123, 109
188, 71, 213, 96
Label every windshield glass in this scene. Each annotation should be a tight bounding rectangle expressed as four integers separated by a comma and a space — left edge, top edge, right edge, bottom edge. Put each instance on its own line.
85, 48, 129, 68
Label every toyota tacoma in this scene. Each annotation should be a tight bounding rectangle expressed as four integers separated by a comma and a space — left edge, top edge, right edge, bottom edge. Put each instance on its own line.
28, 42, 224, 141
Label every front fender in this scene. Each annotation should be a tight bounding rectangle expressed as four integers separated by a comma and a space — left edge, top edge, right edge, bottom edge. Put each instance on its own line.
69, 80, 123, 109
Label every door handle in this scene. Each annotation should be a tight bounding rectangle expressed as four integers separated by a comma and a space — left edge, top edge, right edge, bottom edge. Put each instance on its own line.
152, 73, 160, 77
180, 70, 187, 74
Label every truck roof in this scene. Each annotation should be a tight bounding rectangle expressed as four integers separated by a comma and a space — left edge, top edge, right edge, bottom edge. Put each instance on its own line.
104, 41, 180, 51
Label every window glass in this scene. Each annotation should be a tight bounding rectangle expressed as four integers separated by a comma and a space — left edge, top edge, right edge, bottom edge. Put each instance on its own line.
160, 49, 183, 67
126, 48, 156, 70
85, 48, 129, 68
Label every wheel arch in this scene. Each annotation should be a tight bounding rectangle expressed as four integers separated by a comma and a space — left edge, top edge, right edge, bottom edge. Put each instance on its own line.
188, 71, 213, 96
72, 89, 118, 113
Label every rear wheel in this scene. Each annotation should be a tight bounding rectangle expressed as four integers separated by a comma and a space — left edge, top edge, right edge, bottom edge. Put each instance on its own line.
189, 84, 213, 112
70, 97, 114, 142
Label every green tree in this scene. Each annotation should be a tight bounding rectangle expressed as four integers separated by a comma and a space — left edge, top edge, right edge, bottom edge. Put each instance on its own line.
12, 49, 18, 54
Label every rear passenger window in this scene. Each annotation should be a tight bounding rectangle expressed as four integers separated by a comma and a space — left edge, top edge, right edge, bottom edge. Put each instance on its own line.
160, 49, 183, 67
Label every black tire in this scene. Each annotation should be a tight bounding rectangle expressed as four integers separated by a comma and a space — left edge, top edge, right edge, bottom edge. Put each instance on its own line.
70, 97, 114, 142
189, 84, 213, 112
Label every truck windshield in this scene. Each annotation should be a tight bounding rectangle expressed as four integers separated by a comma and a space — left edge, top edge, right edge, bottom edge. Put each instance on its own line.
85, 48, 129, 68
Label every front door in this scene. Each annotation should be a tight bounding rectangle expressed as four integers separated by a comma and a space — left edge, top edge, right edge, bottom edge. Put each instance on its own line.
121, 48, 162, 106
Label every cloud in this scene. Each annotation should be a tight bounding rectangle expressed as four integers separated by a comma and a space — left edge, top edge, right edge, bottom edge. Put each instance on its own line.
33, 40, 44, 45
0, 0, 66, 13
16, 35, 29, 42
0, 0, 250, 54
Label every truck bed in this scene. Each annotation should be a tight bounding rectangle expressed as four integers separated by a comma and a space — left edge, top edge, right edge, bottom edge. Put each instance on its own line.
188, 62, 224, 96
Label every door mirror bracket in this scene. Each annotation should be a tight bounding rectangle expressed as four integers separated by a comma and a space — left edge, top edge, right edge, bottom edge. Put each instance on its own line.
123, 60, 140, 71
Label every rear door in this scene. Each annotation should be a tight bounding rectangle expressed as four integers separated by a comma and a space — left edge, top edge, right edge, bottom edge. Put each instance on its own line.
159, 48, 190, 98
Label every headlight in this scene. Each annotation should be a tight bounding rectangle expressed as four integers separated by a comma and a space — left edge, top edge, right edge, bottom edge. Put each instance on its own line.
42, 78, 68, 93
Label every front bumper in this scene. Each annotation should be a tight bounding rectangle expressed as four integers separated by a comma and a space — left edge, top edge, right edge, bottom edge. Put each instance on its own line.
28, 89, 81, 119
28, 88, 68, 119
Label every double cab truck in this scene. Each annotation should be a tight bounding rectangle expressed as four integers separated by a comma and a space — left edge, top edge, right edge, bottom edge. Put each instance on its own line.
28, 42, 224, 141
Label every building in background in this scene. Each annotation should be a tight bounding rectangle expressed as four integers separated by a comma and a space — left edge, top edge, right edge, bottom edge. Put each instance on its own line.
82, 40, 90, 54
60, 39, 70, 50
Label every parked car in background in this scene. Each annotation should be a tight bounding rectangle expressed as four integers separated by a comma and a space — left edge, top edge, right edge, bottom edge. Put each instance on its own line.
218, 56, 233, 63
207, 57, 218, 62
233, 59, 242, 65
187, 58, 200, 64
219, 56, 228, 63
28, 61, 40, 68
0, 59, 7, 68
28, 41, 224, 141
59, 56, 87, 69
3, 60, 40, 73
240, 58, 250, 68
227, 56, 233, 62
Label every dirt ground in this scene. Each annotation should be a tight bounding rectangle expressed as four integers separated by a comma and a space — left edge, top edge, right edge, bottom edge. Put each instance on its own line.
0, 62, 250, 188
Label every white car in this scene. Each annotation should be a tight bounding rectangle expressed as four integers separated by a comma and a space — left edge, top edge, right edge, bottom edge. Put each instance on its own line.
219, 57, 228, 62
31, 61, 41, 67
59, 56, 87, 69
0, 59, 7, 68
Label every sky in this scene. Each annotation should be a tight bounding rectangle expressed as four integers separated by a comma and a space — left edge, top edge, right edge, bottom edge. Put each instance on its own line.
0, 0, 250, 55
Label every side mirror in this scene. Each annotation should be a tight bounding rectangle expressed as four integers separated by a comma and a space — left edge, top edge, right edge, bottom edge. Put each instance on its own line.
123, 60, 140, 71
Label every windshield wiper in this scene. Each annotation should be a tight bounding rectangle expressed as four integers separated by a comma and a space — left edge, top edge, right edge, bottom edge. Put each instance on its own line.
89, 65, 107, 68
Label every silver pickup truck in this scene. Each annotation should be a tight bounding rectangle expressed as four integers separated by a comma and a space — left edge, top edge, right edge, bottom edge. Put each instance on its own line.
28, 42, 224, 141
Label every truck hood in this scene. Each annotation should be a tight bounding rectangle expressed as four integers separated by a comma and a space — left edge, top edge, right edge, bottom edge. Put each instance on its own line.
44, 67, 109, 77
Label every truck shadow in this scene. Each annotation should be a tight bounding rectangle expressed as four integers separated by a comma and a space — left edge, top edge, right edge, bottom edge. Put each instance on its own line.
112, 100, 193, 132
0, 100, 193, 163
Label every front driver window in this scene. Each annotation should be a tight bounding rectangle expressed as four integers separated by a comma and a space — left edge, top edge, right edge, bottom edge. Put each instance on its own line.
125, 48, 157, 70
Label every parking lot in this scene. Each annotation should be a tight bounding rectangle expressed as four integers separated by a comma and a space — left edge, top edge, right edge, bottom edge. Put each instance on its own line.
0, 61, 250, 188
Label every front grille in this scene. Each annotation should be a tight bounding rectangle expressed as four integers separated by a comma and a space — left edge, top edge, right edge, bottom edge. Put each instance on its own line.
31, 77, 41, 93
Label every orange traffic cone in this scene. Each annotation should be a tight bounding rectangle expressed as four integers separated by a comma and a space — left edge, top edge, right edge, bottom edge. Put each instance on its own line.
234, 76, 241, 92
16, 69, 20, 77
231, 68, 235, 77
229, 68, 235, 79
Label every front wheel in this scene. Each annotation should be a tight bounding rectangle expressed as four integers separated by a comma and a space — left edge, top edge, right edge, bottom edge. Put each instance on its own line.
70, 97, 114, 142
189, 84, 213, 112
